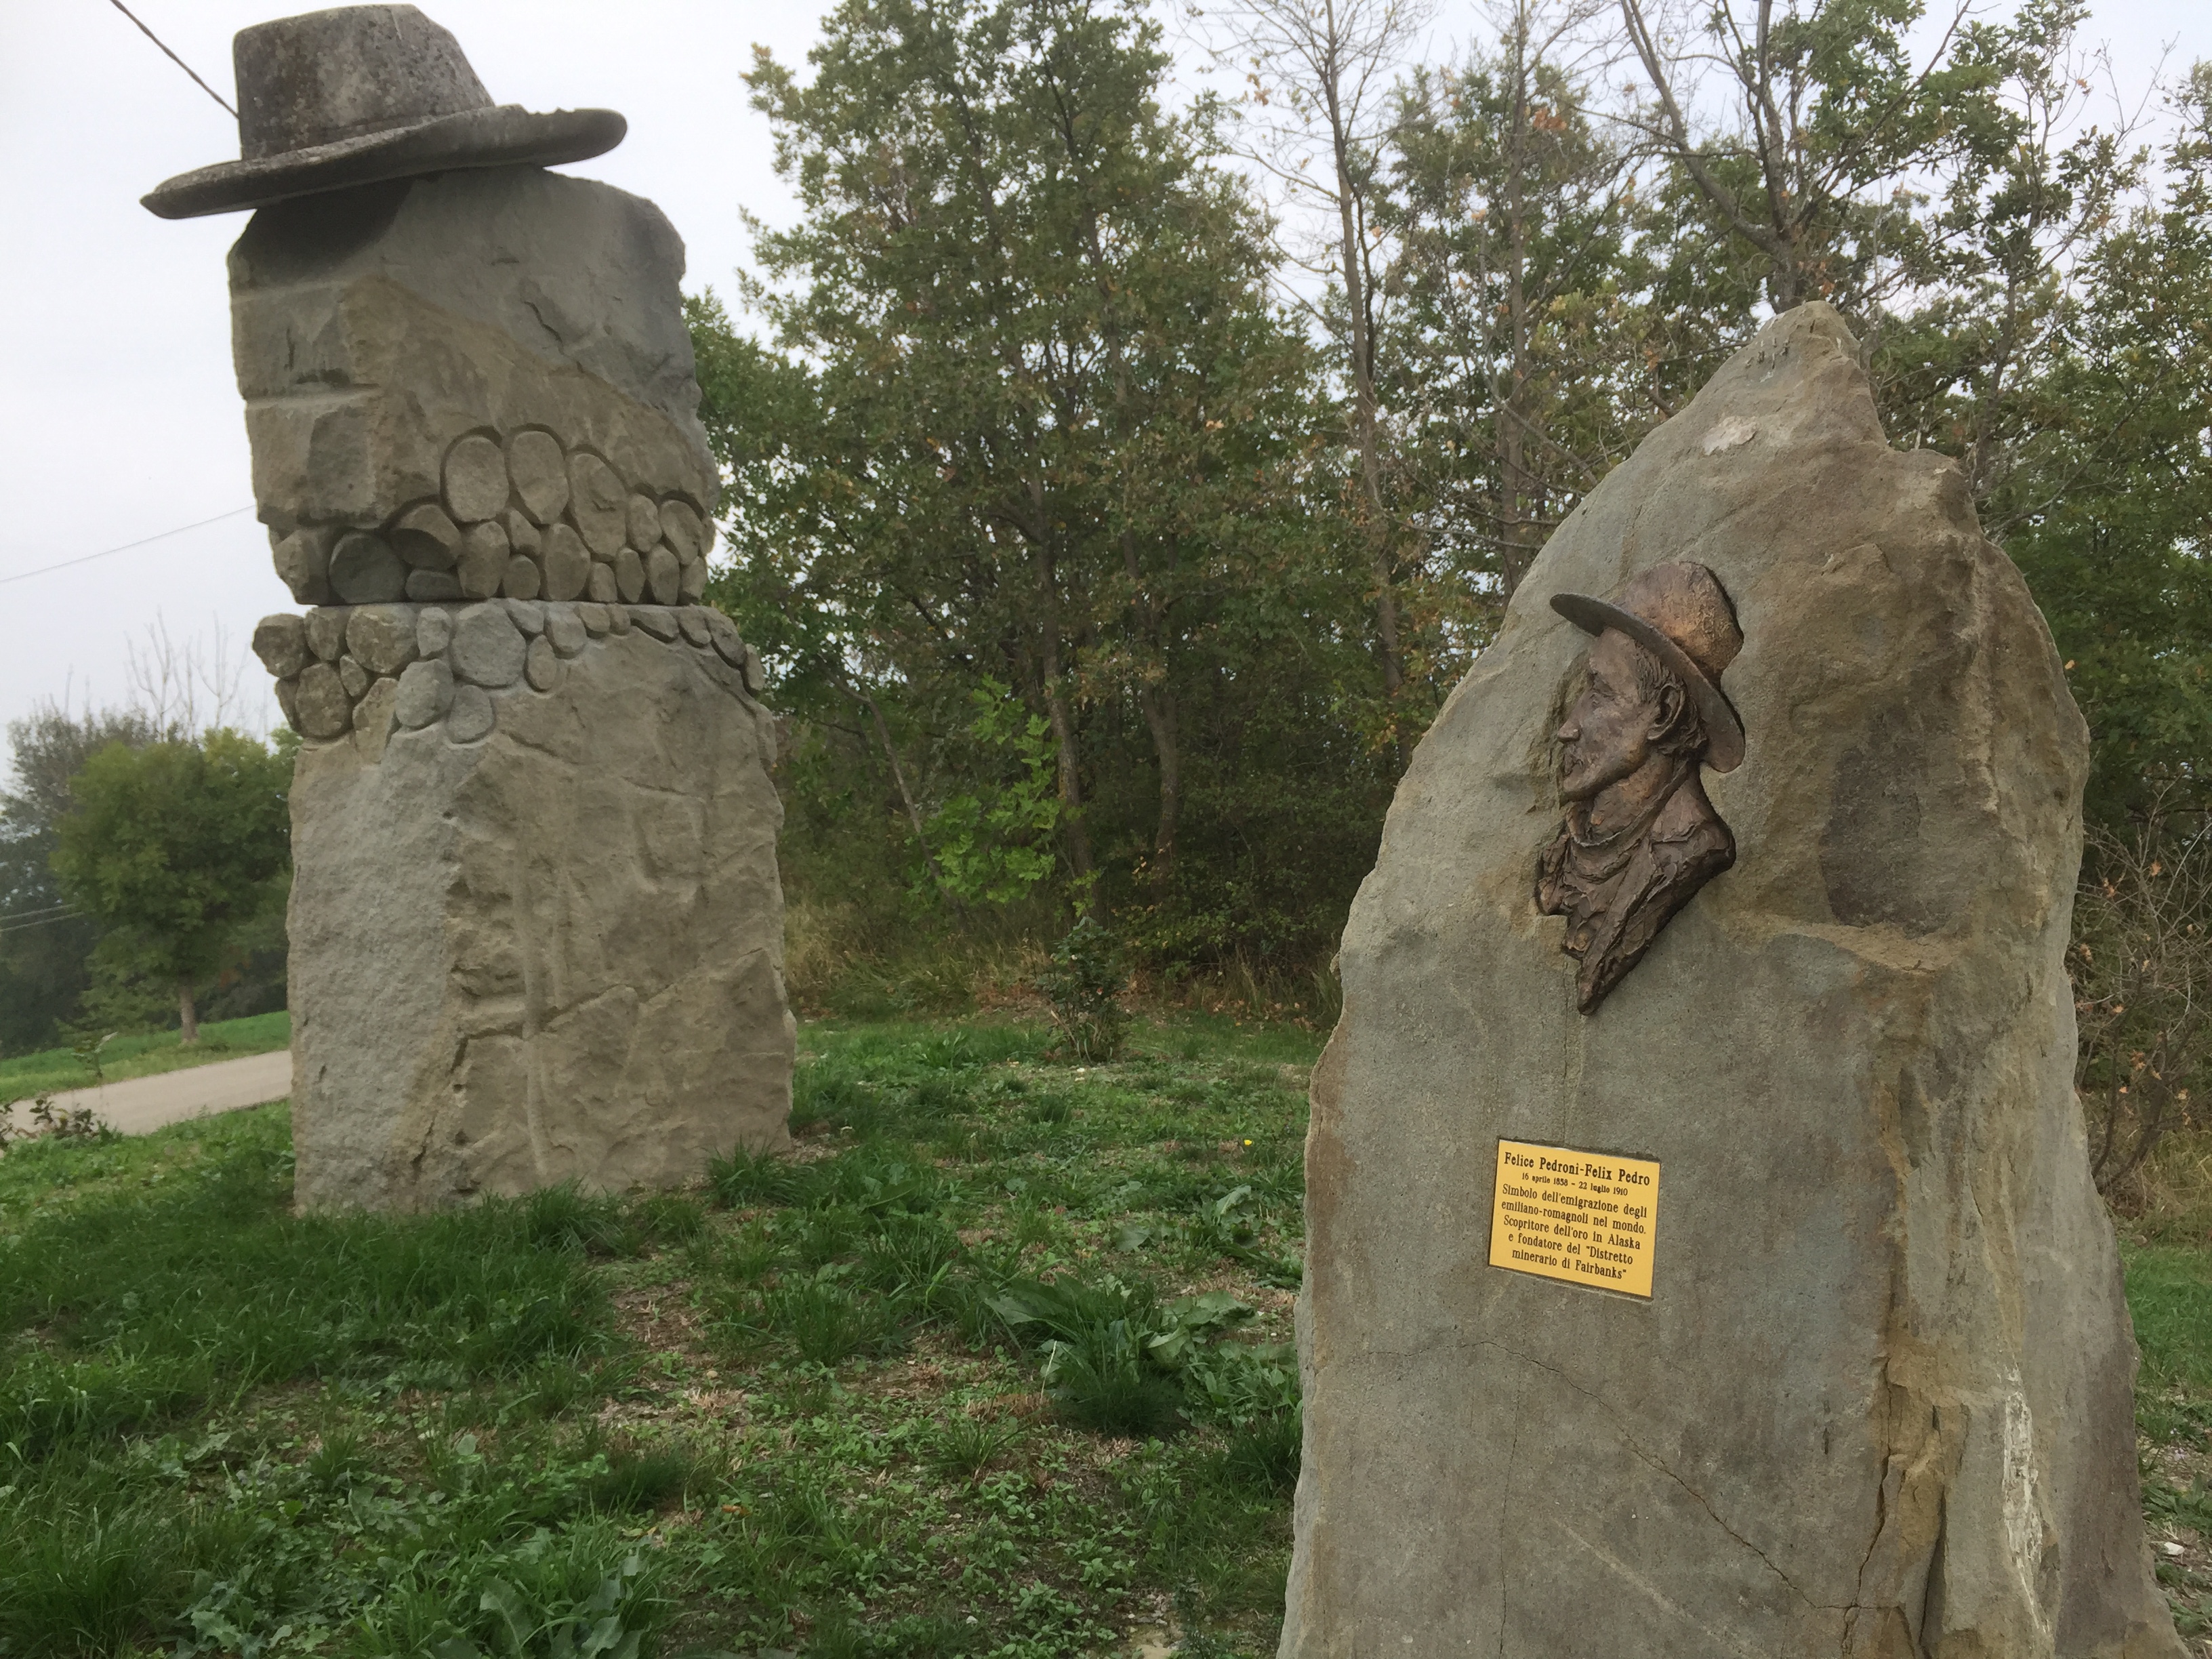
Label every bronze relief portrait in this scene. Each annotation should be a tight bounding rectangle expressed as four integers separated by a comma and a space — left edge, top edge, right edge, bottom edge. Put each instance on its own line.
1536, 561, 1744, 1012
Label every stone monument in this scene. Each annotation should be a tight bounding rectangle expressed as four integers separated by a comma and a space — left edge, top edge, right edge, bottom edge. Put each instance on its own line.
1283, 306, 2182, 1656
146, 5, 794, 1210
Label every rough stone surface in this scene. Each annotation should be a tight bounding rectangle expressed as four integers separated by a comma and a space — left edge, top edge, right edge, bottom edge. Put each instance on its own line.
606, 604, 631, 636
457, 519, 509, 599
508, 430, 569, 523
289, 632, 793, 1211
659, 499, 703, 562
545, 607, 586, 658
306, 607, 348, 662
329, 531, 406, 602
226, 143, 784, 1224
253, 613, 310, 680
446, 683, 495, 743
678, 608, 713, 649
524, 634, 560, 693
704, 610, 747, 672
626, 493, 660, 552
645, 546, 680, 607
227, 170, 718, 598
394, 657, 453, 729
541, 523, 591, 602
569, 452, 628, 556
1279, 306, 2180, 1659
346, 605, 415, 677
273, 526, 333, 603
353, 676, 400, 762
232, 169, 712, 468
416, 607, 454, 658
631, 606, 678, 642
391, 504, 460, 569
506, 599, 546, 636
578, 602, 610, 637
443, 434, 510, 523
676, 556, 707, 604
295, 661, 352, 739
338, 655, 370, 699
504, 510, 541, 560
274, 674, 302, 731
450, 602, 526, 688
613, 548, 645, 605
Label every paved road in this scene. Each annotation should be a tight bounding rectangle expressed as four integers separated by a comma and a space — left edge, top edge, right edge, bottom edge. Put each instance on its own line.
42, 1049, 291, 1136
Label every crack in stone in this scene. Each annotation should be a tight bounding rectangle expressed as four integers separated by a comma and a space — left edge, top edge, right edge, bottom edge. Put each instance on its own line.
1471, 1335, 1851, 1614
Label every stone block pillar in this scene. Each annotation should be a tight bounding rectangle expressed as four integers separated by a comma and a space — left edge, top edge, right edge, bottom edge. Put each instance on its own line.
231, 167, 793, 1208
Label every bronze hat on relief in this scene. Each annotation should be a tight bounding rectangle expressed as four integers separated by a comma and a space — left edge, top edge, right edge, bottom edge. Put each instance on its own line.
1549, 562, 1745, 771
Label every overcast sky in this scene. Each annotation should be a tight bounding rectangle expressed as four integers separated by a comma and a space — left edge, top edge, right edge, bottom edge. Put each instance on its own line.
0, 0, 2204, 743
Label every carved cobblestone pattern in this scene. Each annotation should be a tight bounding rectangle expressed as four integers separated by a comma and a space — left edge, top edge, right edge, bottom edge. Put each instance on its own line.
255, 598, 762, 752
268, 429, 716, 609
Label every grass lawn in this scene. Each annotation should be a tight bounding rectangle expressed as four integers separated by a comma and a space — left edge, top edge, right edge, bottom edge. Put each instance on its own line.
2127, 1240, 2212, 1646
0, 1014, 1316, 1658
0, 1012, 291, 1103
5, 1010, 2206, 1657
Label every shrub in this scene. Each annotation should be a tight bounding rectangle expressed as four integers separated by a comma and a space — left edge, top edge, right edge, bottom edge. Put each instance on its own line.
1037, 916, 1129, 1062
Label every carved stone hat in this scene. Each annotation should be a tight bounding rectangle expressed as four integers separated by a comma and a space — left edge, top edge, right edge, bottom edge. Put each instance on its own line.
142, 5, 625, 220
1551, 561, 1746, 773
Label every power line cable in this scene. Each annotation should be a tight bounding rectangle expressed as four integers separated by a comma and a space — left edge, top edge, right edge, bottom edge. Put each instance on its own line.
107, 0, 238, 118
0, 912, 83, 937
0, 905, 75, 923
0, 507, 255, 589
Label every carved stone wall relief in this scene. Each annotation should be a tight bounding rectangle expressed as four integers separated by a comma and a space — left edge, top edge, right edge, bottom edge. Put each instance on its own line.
270, 427, 714, 609
253, 598, 764, 754
1534, 560, 1744, 1012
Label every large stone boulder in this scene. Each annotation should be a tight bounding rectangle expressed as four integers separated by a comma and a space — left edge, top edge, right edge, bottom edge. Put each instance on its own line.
1282, 305, 2181, 1657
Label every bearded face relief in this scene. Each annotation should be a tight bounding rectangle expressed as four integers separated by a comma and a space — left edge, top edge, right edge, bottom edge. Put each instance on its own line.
1536, 562, 1744, 1013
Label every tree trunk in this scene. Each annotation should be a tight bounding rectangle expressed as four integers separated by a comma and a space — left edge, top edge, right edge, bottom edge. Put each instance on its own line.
178, 979, 199, 1045
1324, 56, 1404, 702
1136, 680, 1181, 889
859, 689, 955, 900
1498, 16, 1539, 601
1033, 539, 1095, 887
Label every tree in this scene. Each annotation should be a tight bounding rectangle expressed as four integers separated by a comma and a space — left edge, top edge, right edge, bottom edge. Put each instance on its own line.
2070, 794, 2212, 1198
1378, 2, 1647, 609
0, 703, 162, 1052
1212, 0, 1436, 731
1616, 0, 1982, 314
1985, 62, 2212, 826
50, 730, 291, 1044
709, 0, 1386, 966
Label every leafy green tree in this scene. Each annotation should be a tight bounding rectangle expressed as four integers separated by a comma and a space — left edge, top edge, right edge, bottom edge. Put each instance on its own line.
1991, 63, 2212, 825
1377, 8, 1650, 616
689, 0, 2210, 990
50, 730, 291, 1044
923, 681, 1061, 906
1618, 0, 1993, 314
705, 0, 1391, 966
0, 704, 161, 1052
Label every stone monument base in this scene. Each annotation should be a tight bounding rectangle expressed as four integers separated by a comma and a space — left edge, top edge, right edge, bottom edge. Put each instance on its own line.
282, 598, 792, 1211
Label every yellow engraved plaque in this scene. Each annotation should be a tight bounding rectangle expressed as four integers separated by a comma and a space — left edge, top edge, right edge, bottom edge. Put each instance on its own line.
1488, 1139, 1660, 1298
